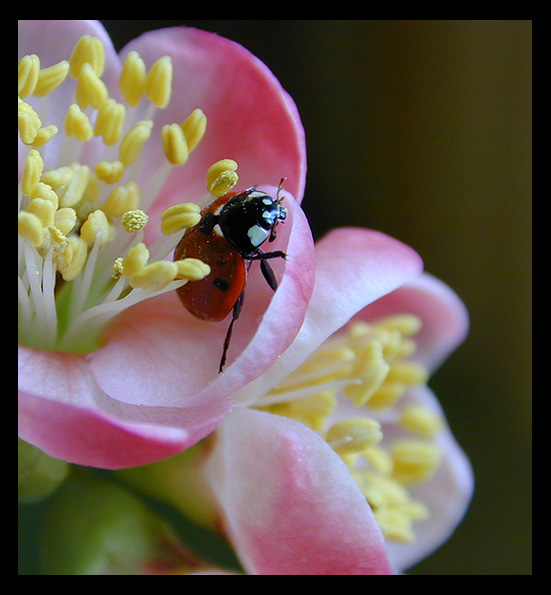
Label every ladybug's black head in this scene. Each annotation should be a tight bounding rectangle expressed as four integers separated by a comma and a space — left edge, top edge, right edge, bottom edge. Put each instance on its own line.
219, 189, 287, 258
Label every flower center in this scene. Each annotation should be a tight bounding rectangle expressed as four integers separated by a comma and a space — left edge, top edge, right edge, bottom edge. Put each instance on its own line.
18, 35, 238, 353
256, 314, 444, 544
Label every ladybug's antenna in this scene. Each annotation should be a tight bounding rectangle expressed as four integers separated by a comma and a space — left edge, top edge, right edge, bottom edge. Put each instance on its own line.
276, 177, 286, 203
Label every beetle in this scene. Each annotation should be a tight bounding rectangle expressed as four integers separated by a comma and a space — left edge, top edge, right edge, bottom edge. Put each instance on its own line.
174, 181, 287, 372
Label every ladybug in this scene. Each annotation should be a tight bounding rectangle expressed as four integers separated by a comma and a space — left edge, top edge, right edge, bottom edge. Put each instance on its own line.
174, 181, 287, 372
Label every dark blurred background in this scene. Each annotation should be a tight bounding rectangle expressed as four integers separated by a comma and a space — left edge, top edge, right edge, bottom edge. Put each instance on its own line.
102, 20, 532, 575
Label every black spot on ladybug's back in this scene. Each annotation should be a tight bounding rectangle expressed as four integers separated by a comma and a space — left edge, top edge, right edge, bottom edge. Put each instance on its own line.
213, 277, 230, 292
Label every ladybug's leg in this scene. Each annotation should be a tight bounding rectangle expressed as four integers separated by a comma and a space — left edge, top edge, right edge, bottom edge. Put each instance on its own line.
250, 250, 286, 291
219, 290, 245, 373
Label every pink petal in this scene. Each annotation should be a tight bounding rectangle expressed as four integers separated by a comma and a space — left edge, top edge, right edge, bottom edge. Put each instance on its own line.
359, 272, 469, 372
205, 409, 394, 575
233, 227, 424, 405
18, 346, 228, 469
120, 26, 306, 226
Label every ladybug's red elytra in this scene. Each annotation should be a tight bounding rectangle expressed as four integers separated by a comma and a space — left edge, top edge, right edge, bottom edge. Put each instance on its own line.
174, 181, 287, 372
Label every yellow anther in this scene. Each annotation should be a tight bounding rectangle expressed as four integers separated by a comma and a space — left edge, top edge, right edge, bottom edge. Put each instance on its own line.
58, 236, 88, 281
43, 225, 68, 255
69, 34, 105, 79
94, 98, 126, 146
18, 100, 41, 145
103, 181, 140, 218
400, 405, 444, 439
65, 104, 93, 142
326, 418, 383, 456
112, 257, 125, 278
18, 54, 40, 98
18, 211, 44, 247
119, 50, 146, 107
145, 56, 172, 108
162, 123, 189, 165
391, 439, 442, 486
368, 383, 405, 411
29, 182, 59, 209
118, 120, 153, 167
75, 63, 108, 109
376, 314, 423, 338
32, 125, 58, 149
206, 159, 239, 197
386, 361, 428, 387
121, 242, 150, 277
120, 209, 149, 233
33, 60, 70, 97
95, 160, 124, 184
363, 446, 394, 476
21, 149, 44, 196
345, 341, 390, 406
54, 207, 77, 235
357, 470, 411, 508
26, 198, 56, 227
130, 260, 179, 291
160, 203, 201, 235
373, 508, 415, 544
59, 165, 90, 207
174, 258, 211, 281
80, 209, 110, 246
181, 108, 207, 152
265, 392, 338, 432
41, 166, 74, 189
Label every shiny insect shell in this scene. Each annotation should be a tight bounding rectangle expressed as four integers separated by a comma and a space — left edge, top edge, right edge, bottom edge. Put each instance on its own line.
174, 186, 287, 372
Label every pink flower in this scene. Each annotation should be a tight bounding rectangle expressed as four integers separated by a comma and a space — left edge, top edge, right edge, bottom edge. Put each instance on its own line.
122, 228, 473, 574
18, 20, 314, 468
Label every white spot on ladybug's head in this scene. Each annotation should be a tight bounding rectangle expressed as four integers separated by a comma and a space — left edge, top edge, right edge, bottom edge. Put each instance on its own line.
247, 225, 270, 247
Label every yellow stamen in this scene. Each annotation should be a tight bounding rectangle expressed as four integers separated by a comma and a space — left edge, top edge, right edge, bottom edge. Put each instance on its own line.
326, 418, 383, 456
391, 439, 443, 486
119, 51, 146, 107
68, 34, 105, 79
162, 123, 189, 166
400, 405, 444, 438
21, 149, 44, 196
95, 161, 124, 185
118, 120, 153, 166
206, 159, 239, 197
29, 182, 59, 208
26, 198, 56, 227
18, 100, 41, 145
160, 203, 201, 235
31, 124, 58, 149
18, 34, 214, 354
18, 211, 44, 247
345, 341, 390, 406
120, 243, 150, 277
253, 314, 444, 544
181, 109, 207, 152
65, 104, 93, 142
33, 60, 70, 97
175, 258, 211, 281
18, 54, 40, 98
94, 98, 126, 146
54, 208, 77, 235
80, 210, 111, 246
129, 260, 179, 291
120, 209, 149, 233
145, 56, 172, 108
75, 63, 108, 109
103, 181, 140, 218
58, 236, 88, 281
